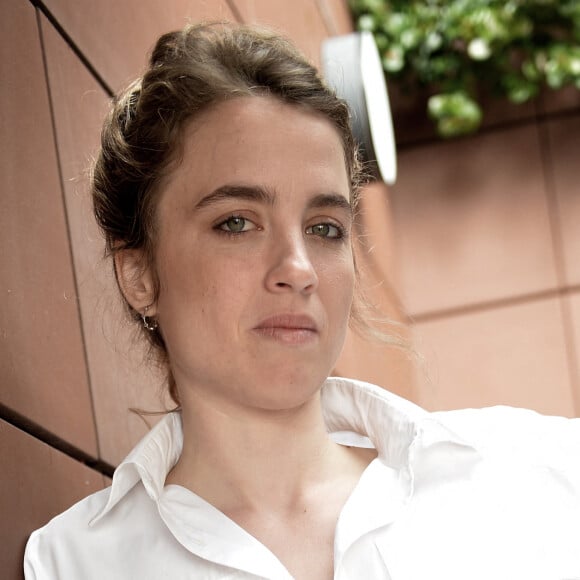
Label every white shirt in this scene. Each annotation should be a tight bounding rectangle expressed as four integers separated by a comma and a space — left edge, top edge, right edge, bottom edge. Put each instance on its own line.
24, 378, 580, 579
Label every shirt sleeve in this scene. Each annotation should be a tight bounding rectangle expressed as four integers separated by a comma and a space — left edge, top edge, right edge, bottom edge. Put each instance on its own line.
24, 530, 46, 580
433, 406, 580, 470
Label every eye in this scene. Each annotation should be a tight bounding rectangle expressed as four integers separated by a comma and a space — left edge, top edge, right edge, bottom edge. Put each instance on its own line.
306, 223, 343, 239
216, 216, 257, 234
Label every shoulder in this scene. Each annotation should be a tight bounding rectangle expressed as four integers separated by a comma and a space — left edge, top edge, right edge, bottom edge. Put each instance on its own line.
24, 483, 156, 579
425, 405, 580, 497
431, 405, 580, 459
402, 407, 580, 574
24, 486, 106, 578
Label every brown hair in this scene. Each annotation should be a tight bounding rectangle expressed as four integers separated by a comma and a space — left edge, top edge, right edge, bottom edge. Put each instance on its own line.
92, 22, 363, 406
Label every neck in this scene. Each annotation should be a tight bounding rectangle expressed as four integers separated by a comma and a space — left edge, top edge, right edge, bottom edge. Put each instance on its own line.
167, 387, 348, 514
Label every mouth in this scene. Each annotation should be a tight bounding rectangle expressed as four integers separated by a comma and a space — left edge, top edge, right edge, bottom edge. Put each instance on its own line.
253, 314, 319, 345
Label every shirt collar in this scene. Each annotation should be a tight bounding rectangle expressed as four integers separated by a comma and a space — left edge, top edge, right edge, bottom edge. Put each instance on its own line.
322, 377, 428, 469
91, 377, 474, 525
90, 412, 183, 525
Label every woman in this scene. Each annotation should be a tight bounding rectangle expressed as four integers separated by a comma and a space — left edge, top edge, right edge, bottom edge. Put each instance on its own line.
25, 23, 580, 579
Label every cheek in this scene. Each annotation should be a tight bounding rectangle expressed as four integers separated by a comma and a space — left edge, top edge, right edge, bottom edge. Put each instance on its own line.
326, 247, 355, 284
339, 255, 356, 317
153, 243, 208, 319
318, 252, 356, 309
159, 250, 255, 321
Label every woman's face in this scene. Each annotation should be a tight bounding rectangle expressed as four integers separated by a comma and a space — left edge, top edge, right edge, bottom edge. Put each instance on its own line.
142, 97, 355, 412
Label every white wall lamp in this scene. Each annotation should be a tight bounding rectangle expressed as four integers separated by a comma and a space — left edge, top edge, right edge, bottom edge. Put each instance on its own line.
322, 31, 397, 185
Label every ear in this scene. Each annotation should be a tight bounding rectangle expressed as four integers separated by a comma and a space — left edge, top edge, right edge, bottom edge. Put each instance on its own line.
114, 249, 157, 315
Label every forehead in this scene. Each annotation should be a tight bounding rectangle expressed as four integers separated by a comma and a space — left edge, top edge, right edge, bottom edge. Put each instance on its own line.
162, 96, 350, 204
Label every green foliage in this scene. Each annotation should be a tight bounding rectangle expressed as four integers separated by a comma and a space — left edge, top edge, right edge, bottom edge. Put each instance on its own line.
350, 0, 580, 137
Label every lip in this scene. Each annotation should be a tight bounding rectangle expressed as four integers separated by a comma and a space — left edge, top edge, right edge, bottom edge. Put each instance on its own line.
253, 314, 319, 345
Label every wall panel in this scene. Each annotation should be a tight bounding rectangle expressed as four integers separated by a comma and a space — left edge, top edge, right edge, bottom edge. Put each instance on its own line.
41, 15, 171, 467
0, 0, 97, 454
414, 297, 575, 416
391, 124, 558, 316
568, 292, 580, 414
0, 420, 104, 580
541, 85, 580, 115
336, 182, 416, 399
233, 0, 330, 65
546, 114, 580, 286
316, 0, 353, 35
42, 0, 235, 91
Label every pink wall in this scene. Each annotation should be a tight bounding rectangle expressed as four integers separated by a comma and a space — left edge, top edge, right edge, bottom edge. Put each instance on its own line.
388, 87, 580, 418
2, 0, 579, 577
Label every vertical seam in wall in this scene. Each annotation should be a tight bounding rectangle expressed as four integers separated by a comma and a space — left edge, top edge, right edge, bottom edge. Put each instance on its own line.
315, 0, 338, 36
536, 119, 566, 287
536, 116, 580, 416
36, 9, 103, 458
224, 0, 245, 23
560, 294, 580, 417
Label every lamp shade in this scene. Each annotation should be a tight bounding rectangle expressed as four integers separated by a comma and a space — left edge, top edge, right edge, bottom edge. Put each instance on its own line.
322, 31, 397, 184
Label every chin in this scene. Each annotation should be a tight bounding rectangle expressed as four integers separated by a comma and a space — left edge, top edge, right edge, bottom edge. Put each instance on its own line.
244, 369, 328, 412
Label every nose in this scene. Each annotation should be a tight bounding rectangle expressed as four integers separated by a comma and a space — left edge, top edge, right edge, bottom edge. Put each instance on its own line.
264, 233, 319, 294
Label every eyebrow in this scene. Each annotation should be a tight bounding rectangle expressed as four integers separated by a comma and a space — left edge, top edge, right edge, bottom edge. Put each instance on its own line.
308, 193, 353, 216
195, 184, 353, 215
195, 185, 274, 210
